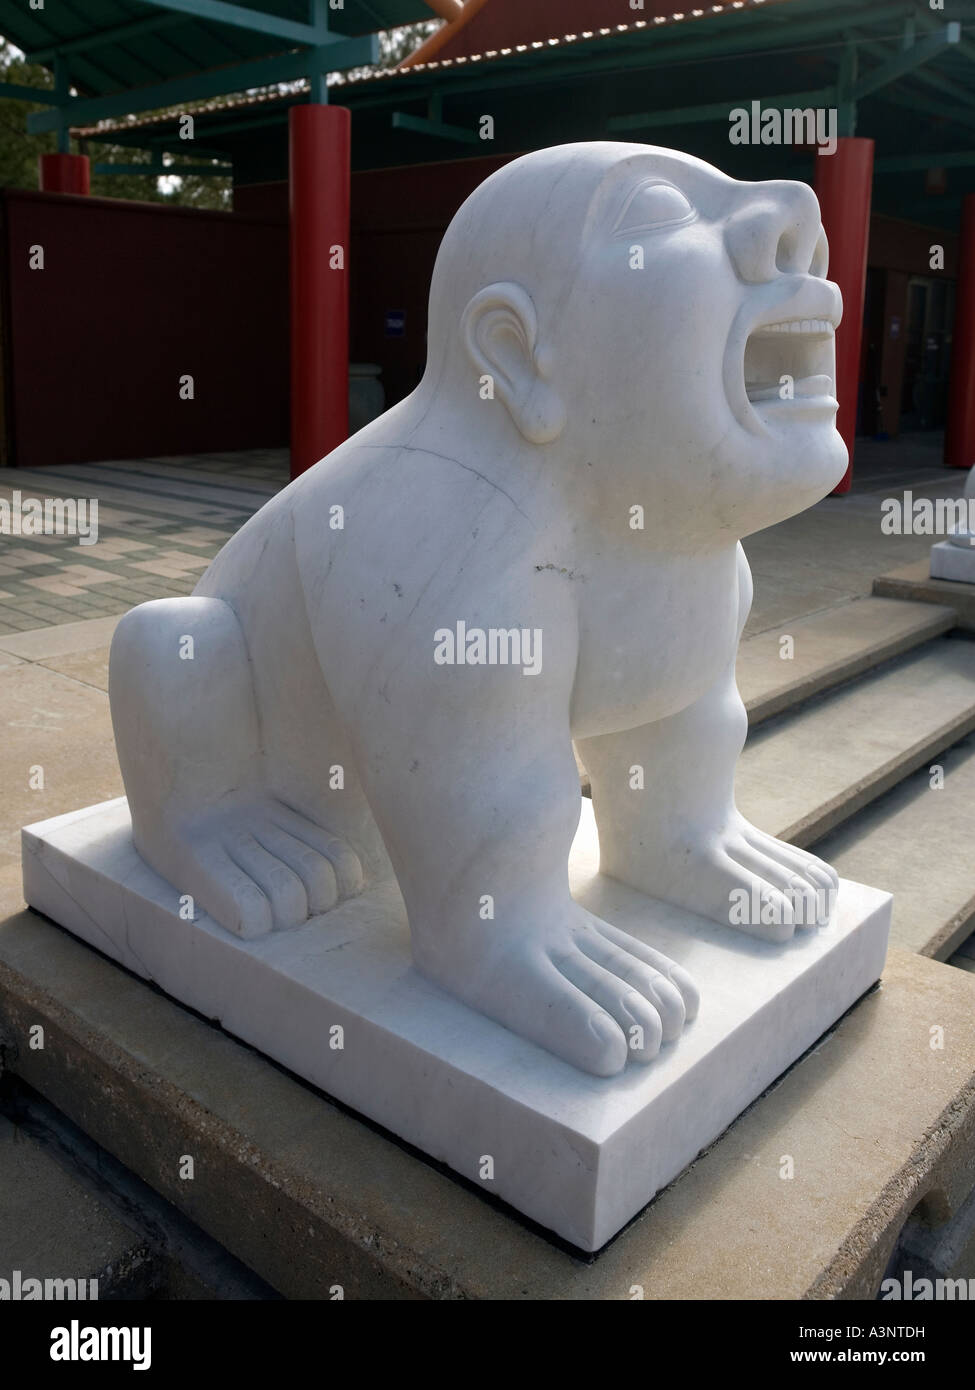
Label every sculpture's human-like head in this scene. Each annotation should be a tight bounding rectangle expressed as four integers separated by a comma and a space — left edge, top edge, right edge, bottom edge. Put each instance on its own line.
423, 142, 847, 543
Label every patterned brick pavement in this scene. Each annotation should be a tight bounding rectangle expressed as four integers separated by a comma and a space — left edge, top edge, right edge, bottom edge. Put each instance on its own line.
0, 451, 288, 635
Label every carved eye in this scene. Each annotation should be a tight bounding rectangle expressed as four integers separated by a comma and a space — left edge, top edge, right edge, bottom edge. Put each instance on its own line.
615, 180, 696, 235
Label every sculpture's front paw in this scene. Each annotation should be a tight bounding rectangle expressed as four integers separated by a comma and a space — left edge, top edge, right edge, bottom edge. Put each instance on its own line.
419, 908, 699, 1078
146, 797, 364, 940
549, 914, 701, 1072
674, 817, 837, 942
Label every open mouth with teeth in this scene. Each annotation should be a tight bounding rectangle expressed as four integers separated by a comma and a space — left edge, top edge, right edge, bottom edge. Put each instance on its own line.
743, 317, 836, 411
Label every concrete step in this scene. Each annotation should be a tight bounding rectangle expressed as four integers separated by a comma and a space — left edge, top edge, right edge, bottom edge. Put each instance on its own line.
948, 931, 975, 976
0, 1111, 158, 1299
738, 596, 956, 725
575, 596, 956, 794
4, 906, 975, 1298
0, 1076, 277, 1300
811, 732, 975, 960
888, 1180, 975, 1282
737, 634, 975, 850
875, 558, 975, 633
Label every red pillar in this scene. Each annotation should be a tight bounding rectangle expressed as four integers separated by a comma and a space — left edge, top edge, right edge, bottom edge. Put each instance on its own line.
38, 153, 90, 195
945, 193, 975, 470
289, 104, 350, 480
814, 137, 874, 494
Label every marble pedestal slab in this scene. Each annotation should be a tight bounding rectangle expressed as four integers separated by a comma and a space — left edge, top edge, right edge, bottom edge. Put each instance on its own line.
22, 797, 891, 1252
931, 539, 975, 584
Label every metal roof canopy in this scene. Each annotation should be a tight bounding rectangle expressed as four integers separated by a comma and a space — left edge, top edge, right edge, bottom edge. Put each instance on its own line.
0, 0, 450, 148
54, 0, 975, 229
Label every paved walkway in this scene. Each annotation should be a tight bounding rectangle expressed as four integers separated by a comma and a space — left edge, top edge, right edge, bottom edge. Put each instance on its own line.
0, 433, 967, 638
745, 431, 968, 635
0, 451, 285, 635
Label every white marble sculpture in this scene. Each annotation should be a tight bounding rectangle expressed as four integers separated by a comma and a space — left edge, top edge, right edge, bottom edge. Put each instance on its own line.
25, 143, 893, 1247
104, 142, 847, 1078
931, 463, 975, 582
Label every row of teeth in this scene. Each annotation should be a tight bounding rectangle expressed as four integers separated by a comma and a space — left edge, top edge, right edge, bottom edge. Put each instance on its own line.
757, 319, 835, 334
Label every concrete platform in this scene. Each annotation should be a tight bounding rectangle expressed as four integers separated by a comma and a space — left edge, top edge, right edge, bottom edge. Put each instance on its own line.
1, 905, 973, 1298
815, 732, 975, 961
931, 539, 975, 585
737, 596, 956, 726
0, 1079, 279, 1301
874, 559, 975, 631
0, 1113, 155, 1299
737, 636, 975, 847
20, 796, 890, 1253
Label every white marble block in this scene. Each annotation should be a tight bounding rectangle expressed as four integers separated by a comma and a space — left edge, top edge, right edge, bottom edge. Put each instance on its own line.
931, 462, 975, 582
931, 539, 975, 583
929, 539, 973, 583
23, 798, 890, 1252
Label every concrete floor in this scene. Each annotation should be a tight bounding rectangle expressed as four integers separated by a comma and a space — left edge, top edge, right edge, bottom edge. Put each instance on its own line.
745, 432, 966, 635
0, 451, 282, 635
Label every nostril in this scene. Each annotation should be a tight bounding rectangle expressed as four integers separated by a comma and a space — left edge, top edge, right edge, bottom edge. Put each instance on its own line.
774, 222, 829, 277
774, 225, 801, 274
726, 197, 826, 284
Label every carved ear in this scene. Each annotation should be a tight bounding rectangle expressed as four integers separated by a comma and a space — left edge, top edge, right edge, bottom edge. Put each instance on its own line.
461, 282, 565, 444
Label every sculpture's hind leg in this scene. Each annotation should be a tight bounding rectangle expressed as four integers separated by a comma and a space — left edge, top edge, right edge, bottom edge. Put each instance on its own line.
110, 596, 364, 939
577, 546, 838, 939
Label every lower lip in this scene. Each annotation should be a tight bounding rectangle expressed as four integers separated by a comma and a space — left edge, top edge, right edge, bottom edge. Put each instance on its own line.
749, 395, 838, 419
746, 374, 837, 416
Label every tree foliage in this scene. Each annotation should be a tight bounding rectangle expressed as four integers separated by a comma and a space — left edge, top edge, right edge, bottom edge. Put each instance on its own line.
0, 20, 439, 207
0, 40, 231, 208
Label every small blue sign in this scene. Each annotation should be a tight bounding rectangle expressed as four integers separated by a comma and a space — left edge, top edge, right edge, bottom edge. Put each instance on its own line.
385, 309, 405, 338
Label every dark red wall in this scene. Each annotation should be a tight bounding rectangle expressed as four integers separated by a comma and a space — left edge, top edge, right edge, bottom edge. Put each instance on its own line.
1, 189, 288, 468
349, 154, 514, 403
869, 214, 958, 276
236, 154, 515, 406
232, 181, 288, 224
6, 169, 953, 470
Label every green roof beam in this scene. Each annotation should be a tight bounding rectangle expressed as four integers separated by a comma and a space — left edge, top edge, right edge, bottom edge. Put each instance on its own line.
860, 39, 975, 117
835, 39, 857, 138
139, 111, 290, 142
609, 90, 832, 135
127, 0, 335, 48
93, 160, 231, 174
63, 48, 138, 97
875, 151, 975, 174
309, 0, 330, 101
144, 137, 234, 158
0, 82, 59, 104
26, 13, 186, 65
872, 81, 975, 136
28, 36, 374, 134
853, 22, 961, 102
914, 6, 975, 72
54, 55, 70, 154
952, 37, 975, 85
391, 109, 480, 144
